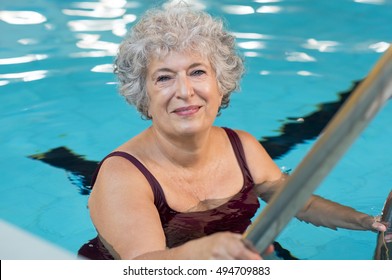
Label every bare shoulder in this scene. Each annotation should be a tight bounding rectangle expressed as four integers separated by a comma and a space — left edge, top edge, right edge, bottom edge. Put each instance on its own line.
232, 129, 282, 183
88, 154, 155, 220
94, 154, 151, 189
92, 129, 156, 199
88, 154, 166, 259
232, 129, 260, 147
231, 129, 267, 157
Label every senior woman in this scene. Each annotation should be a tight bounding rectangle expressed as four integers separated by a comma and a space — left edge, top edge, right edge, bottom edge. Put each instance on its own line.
79, 3, 386, 260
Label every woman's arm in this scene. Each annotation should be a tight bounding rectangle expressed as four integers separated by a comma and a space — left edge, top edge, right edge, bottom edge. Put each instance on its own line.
254, 174, 386, 232
297, 194, 384, 231
237, 129, 385, 232
88, 156, 167, 259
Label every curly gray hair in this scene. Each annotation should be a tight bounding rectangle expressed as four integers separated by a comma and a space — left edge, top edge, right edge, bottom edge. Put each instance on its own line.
114, 3, 244, 119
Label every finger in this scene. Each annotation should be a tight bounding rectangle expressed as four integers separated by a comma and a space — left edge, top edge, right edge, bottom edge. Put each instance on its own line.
240, 239, 275, 260
209, 233, 259, 260
236, 245, 262, 260
263, 244, 275, 256
226, 237, 260, 260
372, 221, 387, 232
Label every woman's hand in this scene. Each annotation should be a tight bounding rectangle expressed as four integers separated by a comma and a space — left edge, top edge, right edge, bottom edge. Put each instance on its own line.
363, 215, 387, 232
184, 232, 273, 260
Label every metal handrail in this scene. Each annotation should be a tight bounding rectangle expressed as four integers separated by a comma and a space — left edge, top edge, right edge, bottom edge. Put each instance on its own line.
244, 45, 392, 254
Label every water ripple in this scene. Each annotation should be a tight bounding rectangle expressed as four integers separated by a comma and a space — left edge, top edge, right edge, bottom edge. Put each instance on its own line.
0, 70, 48, 83
302, 39, 340, 53
62, 8, 126, 18
221, 5, 255, 15
286, 52, 316, 62
0, 54, 48, 65
0, 11, 46, 25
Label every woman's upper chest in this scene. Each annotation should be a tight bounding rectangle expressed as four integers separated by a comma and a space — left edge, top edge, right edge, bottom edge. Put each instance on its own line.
147, 146, 245, 212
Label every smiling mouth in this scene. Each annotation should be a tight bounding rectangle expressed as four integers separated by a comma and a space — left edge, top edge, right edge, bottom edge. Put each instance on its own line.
172, 105, 202, 114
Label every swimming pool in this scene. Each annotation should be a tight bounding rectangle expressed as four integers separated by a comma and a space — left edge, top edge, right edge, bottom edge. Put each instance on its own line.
1, 0, 391, 260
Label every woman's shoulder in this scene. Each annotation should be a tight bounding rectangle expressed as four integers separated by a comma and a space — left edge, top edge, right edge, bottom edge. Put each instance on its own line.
223, 127, 259, 146
225, 127, 282, 183
94, 152, 149, 189
89, 151, 156, 220
94, 131, 153, 189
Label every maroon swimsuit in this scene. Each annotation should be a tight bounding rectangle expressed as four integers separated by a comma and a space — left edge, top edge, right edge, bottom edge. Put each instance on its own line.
78, 127, 260, 259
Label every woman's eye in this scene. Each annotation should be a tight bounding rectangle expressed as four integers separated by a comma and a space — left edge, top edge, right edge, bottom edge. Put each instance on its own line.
156, 75, 171, 82
192, 69, 206, 76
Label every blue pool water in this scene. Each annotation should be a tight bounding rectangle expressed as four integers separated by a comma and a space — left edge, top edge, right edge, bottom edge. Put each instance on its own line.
1, 0, 392, 259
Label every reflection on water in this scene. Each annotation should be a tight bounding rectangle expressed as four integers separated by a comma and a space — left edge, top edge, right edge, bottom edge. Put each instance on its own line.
285, 52, 316, 62
67, 16, 136, 33
369, 42, 390, 52
0, 0, 142, 86
91, 64, 113, 73
1, 0, 391, 87
1, 0, 392, 259
0, 11, 46, 24
233, 32, 272, 40
354, 0, 386, 4
0, 70, 48, 82
74, 34, 118, 54
222, 5, 256, 15
0, 54, 48, 65
62, 6, 126, 18
254, 0, 283, 3
222, 4, 283, 15
256, 5, 282, 13
237, 41, 266, 50
303, 39, 339, 53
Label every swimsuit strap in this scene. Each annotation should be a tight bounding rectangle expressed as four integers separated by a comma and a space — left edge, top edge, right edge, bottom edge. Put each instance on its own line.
90, 151, 165, 205
222, 127, 254, 184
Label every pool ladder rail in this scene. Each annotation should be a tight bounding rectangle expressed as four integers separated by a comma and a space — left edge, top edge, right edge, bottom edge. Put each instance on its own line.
244, 45, 392, 255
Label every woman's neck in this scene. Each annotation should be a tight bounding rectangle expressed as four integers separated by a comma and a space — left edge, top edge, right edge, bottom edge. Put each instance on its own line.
147, 126, 216, 168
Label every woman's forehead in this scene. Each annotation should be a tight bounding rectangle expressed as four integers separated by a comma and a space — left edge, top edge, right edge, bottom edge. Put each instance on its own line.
148, 50, 210, 68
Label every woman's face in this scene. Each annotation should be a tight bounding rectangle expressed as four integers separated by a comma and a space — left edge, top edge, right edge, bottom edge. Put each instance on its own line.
146, 51, 223, 137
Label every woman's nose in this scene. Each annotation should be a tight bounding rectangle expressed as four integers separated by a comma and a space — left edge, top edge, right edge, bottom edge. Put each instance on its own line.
176, 74, 194, 99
